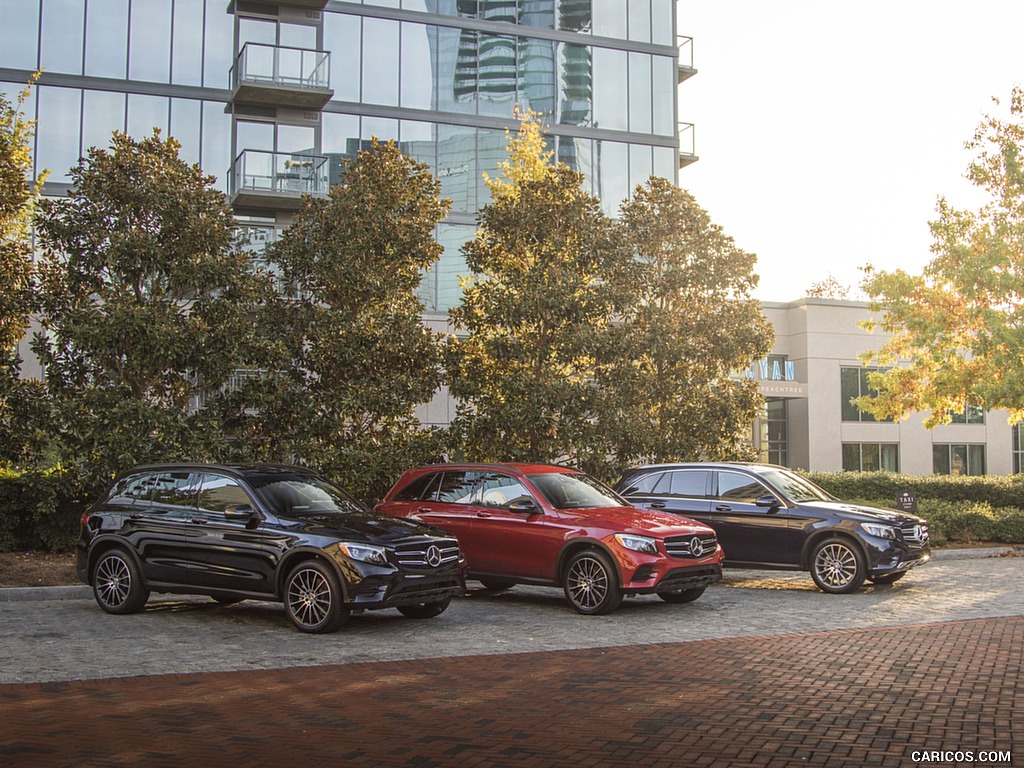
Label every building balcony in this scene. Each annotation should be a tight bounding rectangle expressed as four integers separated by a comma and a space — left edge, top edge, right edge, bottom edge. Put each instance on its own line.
231, 43, 333, 109
241, 0, 328, 8
677, 36, 696, 83
229, 150, 330, 210
678, 122, 698, 168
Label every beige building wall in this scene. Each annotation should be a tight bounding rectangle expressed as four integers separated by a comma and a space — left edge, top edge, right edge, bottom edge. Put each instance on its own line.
763, 298, 1014, 475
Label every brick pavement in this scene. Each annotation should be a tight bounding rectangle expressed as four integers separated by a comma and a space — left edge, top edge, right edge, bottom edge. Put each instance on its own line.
2, 616, 1021, 768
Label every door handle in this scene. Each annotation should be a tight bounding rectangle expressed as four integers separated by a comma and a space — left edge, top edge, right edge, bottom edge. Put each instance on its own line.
715, 504, 732, 512
475, 511, 493, 518
417, 507, 432, 514
649, 502, 667, 509
189, 517, 208, 525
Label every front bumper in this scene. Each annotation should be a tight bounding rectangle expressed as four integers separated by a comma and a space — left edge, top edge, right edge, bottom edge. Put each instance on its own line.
866, 538, 931, 577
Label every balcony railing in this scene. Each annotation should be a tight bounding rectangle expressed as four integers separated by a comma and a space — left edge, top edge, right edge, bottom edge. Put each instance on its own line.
678, 122, 697, 168
677, 36, 696, 83
230, 150, 330, 210
231, 43, 333, 108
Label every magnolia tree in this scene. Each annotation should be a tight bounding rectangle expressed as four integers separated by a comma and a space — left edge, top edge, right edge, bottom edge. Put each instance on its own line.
861, 87, 1024, 426
34, 131, 267, 486
227, 139, 451, 502
447, 113, 637, 471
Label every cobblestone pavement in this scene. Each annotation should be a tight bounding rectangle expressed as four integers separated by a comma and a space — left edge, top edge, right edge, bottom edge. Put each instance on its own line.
1, 555, 1021, 767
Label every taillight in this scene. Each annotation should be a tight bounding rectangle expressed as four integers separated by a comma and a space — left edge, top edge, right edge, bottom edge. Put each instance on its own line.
80, 511, 93, 528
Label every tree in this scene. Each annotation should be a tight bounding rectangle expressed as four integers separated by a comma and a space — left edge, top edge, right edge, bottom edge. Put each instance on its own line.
33, 131, 267, 487
0, 76, 51, 466
806, 274, 851, 300
233, 139, 451, 502
861, 87, 1024, 427
607, 178, 774, 469
447, 111, 636, 469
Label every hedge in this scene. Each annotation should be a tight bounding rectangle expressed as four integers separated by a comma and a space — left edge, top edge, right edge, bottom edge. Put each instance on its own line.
802, 470, 1024, 509
0, 467, 91, 552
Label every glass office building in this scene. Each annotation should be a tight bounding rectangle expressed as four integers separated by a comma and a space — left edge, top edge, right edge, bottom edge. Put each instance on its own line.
0, 0, 694, 314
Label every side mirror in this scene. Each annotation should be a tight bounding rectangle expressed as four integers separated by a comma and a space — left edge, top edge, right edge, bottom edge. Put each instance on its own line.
755, 494, 780, 510
507, 498, 539, 514
224, 504, 258, 522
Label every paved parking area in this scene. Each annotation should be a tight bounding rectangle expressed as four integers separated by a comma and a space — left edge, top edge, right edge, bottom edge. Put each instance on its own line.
1, 555, 1021, 766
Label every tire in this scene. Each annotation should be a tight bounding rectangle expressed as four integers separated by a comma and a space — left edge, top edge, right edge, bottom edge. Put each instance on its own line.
397, 598, 452, 619
869, 571, 906, 585
479, 577, 516, 592
658, 586, 706, 604
91, 547, 150, 615
284, 560, 349, 634
810, 537, 867, 594
562, 550, 623, 615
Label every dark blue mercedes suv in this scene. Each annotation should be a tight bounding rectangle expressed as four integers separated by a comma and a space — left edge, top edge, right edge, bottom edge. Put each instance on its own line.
614, 463, 930, 593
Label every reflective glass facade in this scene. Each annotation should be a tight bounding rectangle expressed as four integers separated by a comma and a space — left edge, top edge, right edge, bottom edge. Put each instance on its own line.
1, 0, 684, 312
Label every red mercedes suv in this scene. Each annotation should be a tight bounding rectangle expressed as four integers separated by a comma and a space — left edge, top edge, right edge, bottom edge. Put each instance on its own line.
376, 463, 724, 615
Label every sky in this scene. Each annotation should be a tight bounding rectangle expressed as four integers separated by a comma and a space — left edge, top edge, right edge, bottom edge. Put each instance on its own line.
677, 1, 1024, 301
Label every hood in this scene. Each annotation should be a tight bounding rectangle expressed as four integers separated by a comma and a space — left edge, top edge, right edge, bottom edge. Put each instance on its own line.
808, 501, 926, 525
279, 509, 451, 544
561, 505, 715, 537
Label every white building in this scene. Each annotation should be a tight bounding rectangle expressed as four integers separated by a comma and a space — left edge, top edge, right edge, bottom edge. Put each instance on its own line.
755, 297, 1019, 476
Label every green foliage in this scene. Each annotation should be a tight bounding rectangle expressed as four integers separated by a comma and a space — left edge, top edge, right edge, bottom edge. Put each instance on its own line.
803, 470, 1024, 546
0, 466, 90, 552
223, 138, 451, 503
33, 131, 268, 488
861, 86, 1024, 426
0, 76, 44, 356
448, 112, 635, 470
604, 178, 774, 472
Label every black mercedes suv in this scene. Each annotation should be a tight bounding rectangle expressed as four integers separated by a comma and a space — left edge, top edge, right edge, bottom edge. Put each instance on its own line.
615, 463, 930, 593
76, 463, 466, 632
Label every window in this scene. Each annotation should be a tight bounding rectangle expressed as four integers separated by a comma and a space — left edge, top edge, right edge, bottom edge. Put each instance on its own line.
479, 473, 533, 507
1015, 424, 1024, 474
764, 398, 788, 466
149, 472, 202, 509
842, 443, 899, 472
716, 472, 767, 504
395, 473, 441, 501
840, 366, 892, 422
198, 474, 253, 514
661, 470, 710, 499
951, 403, 985, 424
933, 445, 986, 476
435, 471, 484, 504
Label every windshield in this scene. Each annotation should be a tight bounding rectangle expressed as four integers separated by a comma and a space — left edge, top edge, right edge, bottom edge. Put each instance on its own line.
528, 472, 626, 510
760, 469, 833, 503
247, 474, 366, 517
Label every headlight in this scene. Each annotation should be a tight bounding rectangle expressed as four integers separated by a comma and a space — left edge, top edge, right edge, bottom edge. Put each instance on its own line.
614, 533, 659, 555
860, 523, 897, 540
338, 542, 389, 566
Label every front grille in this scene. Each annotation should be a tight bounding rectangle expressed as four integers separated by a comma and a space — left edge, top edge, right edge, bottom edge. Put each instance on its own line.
665, 533, 718, 559
900, 522, 929, 548
392, 539, 460, 569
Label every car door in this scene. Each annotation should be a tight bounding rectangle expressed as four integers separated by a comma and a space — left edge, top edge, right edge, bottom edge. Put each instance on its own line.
391, 470, 484, 551
187, 472, 275, 594
709, 470, 801, 566
464, 472, 563, 580
623, 469, 713, 521
129, 470, 206, 585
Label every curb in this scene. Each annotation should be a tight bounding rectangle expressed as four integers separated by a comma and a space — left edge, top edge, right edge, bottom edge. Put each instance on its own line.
2, 546, 1020, 603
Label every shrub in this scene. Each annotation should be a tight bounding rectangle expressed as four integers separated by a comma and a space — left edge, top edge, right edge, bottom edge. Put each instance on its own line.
0, 466, 90, 552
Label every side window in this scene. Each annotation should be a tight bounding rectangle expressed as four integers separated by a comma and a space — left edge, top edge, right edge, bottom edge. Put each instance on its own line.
149, 471, 202, 509
435, 471, 483, 504
479, 473, 533, 507
394, 473, 441, 502
106, 473, 157, 506
198, 474, 254, 515
624, 472, 664, 495
716, 471, 767, 504
668, 470, 710, 498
